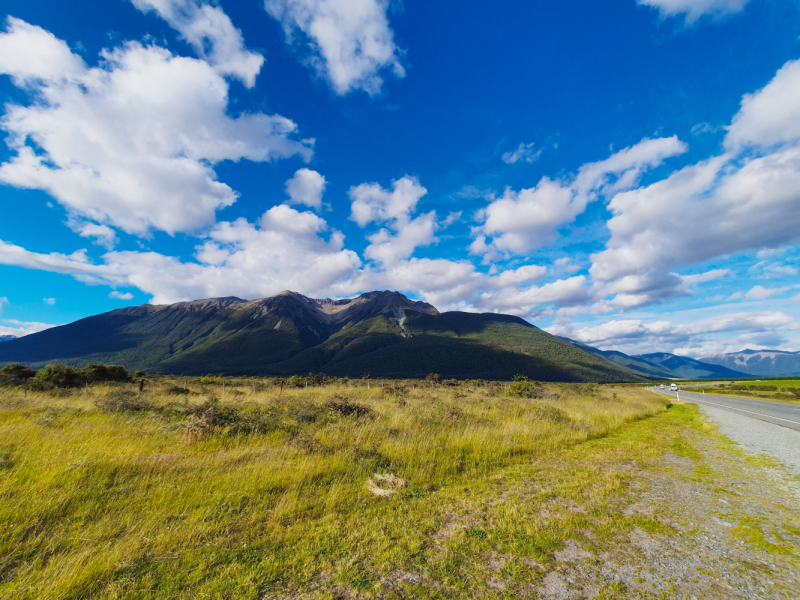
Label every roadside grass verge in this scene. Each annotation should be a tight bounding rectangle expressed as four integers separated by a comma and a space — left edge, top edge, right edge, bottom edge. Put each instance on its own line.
692, 380, 800, 404
1, 381, 675, 598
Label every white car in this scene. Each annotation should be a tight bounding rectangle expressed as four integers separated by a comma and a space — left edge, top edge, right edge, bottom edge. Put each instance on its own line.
670, 384, 678, 391
660, 384, 665, 389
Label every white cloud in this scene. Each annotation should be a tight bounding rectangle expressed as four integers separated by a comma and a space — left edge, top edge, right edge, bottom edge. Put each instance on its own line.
364, 211, 438, 266
442, 211, 462, 228
637, 0, 749, 23
470, 276, 593, 316
743, 285, 797, 300
0, 17, 86, 85
0, 20, 312, 237
68, 221, 119, 250
0, 319, 56, 338
263, 0, 404, 95
0, 202, 362, 305
285, 168, 327, 209
502, 142, 542, 164
349, 175, 427, 227
592, 148, 800, 284
131, 0, 264, 86
548, 310, 799, 356
475, 136, 686, 256
109, 291, 134, 300
680, 268, 730, 286
726, 59, 800, 150
42, 297, 56, 305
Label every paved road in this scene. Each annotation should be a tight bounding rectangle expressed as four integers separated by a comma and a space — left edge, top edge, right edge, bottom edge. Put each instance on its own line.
652, 388, 800, 475
652, 388, 800, 432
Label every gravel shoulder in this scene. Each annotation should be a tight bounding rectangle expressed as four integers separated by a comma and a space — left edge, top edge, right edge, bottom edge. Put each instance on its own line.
692, 400, 800, 476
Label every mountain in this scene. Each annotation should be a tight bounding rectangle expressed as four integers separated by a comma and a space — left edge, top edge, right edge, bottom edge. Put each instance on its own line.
700, 349, 800, 377
634, 352, 750, 379
0, 336, 16, 343
0, 290, 642, 382
558, 337, 679, 379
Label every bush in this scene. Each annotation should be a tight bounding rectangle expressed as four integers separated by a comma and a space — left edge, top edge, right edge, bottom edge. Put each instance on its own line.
81, 364, 129, 382
442, 379, 460, 387
506, 376, 544, 399
426, 373, 442, 385
34, 364, 83, 388
96, 390, 153, 413
286, 375, 306, 388
0, 363, 36, 386
184, 399, 277, 438
325, 397, 373, 418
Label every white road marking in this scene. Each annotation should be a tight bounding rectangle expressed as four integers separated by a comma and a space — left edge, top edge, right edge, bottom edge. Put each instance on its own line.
669, 392, 800, 427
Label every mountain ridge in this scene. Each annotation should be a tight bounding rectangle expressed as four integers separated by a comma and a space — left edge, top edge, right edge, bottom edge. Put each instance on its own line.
700, 349, 800, 377
0, 290, 641, 382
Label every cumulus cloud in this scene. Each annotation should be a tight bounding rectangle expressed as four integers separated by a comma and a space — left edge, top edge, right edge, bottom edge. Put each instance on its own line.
474, 136, 686, 256
0, 319, 56, 338
349, 175, 427, 227
42, 297, 56, 305
285, 168, 327, 209
726, 59, 800, 151
348, 176, 440, 265
0, 19, 312, 237
548, 310, 799, 356
131, 0, 264, 86
263, 0, 404, 95
109, 291, 135, 300
0, 203, 362, 304
501, 142, 542, 164
0, 17, 86, 84
637, 0, 749, 23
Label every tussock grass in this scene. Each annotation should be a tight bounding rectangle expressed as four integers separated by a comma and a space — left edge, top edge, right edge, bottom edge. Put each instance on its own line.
0, 379, 668, 598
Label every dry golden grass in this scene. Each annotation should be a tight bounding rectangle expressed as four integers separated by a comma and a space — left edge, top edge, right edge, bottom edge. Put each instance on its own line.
0, 378, 669, 598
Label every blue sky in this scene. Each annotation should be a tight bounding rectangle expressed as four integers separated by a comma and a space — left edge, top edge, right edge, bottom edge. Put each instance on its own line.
1, 0, 799, 358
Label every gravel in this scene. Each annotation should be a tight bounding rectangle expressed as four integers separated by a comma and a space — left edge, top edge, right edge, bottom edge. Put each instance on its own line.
691, 401, 800, 476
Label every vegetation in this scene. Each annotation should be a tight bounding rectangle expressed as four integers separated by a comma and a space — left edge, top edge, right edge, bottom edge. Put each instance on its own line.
0, 375, 670, 598
694, 379, 800, 403
0, 296, 643, 382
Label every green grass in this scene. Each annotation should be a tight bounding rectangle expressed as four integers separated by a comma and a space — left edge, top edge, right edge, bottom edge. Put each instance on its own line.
0, 379, 675, 598
694, 379, 800, 404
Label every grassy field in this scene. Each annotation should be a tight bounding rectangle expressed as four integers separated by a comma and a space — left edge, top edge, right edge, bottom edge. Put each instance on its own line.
0, 378, 673, 598
692, 379, 800, 404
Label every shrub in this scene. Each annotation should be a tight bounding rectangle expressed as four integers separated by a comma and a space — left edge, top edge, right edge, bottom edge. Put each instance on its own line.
184, 399, 277, 438
442, 379, 460, 387
95, 390, 153, 413
426, 373, 442, 384
286, 375, 306, 388
506, 376, 544, 399
0, 363, 36, 386
165, 385, 192, 395
787, 387, 800, 398
325, 397, 373, 418
81, 364, 129, 382
34, 364, 82, 388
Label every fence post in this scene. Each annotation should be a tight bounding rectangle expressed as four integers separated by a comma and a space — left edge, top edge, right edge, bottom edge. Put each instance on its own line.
24, 380, 27, 398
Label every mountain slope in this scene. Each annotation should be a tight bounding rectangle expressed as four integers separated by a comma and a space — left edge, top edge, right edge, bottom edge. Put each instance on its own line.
0, 290, 642, 382
700, 349, 800, 377
0, 336, 16, 343
558, 337, 679, 379
635, 352, 749, 379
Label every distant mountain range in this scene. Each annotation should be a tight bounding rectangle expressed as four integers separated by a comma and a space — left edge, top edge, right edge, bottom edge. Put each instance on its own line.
0, 291, 641, 382
558, 338, 753, 379
700, 349, 800, 378
0, 336, 16, 343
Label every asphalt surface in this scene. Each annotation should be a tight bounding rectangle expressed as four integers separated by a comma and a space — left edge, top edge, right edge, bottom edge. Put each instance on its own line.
652, 388, 800, 432
652, 388, 800, 475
